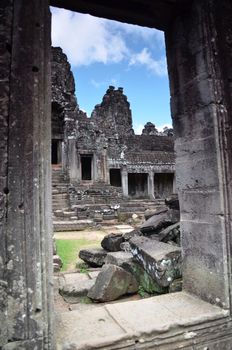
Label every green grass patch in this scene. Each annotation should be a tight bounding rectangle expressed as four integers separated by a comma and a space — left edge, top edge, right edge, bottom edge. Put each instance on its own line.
56, 239, 100, 272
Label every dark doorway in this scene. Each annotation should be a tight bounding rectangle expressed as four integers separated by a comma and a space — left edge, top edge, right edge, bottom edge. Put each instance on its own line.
154, 173, 174, 198
128, 173, 148, 198
81, 155, 92, 180
110, 169, 122, 187
52, 139, 60, 164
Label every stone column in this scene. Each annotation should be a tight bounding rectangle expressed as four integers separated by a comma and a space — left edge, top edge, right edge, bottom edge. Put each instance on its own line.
121, 167, 128, 197
102, 149, 108, 183
166, 0, 232, 309
0, 1, 54, 348
62, 141, 66, 172
172, 173, 176, 193
148, 171, 155, 200
68, 139, 78, 182
92, 153, 96, 181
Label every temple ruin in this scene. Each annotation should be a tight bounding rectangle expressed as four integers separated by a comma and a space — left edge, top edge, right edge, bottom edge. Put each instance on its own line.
1, 0, 232, 349
51, 47, 175, 201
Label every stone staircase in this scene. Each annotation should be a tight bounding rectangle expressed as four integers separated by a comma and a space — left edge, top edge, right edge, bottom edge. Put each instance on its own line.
69, 182, 123, 205
52, 167, 84, 231
52, 168, 165, 231
119, 199, 164, 214
52, 167, 70, 212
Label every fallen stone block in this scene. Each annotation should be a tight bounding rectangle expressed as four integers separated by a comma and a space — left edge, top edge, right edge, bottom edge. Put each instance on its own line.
53, 219, 94, 232
122, 261, 168, 295
101, 233, 124, 252
165, 194, 179, 210
53, 254, 63, 272
123, 228, 142, 241
120, 241, 131, 252
129, 236, 182, 287
140, 209, 180, 235
87, 264, 139, 302
87, 270, 101, 280
158, 222, 180, 245
144, 206, 168, 220
105, 251, 133, 267
79, 248, 107, 267
60, 278, 96, 304
169, 278, 183, 293
149, 234, 160, 241
53, 263, 61, 273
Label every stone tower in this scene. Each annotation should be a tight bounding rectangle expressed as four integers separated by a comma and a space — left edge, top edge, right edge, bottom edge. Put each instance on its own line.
91, 86, 134, 138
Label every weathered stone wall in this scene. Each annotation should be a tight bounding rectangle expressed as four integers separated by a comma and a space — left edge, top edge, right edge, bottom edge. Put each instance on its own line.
51, 47, 79, 176
166, 0, 232, 308
73, 86, 175, 185
0, 1, 54, 348
1, 0, 232, 349
0, 1, 13, 345
91, 86, 134, 137
50, 49, 175, 187
51, 47, 78, 139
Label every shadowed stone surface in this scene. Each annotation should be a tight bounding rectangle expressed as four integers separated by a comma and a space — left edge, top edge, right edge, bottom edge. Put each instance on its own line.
144, 206, 168, 220
123, 228, 142, 241
140, 209, 180, 235
169, 278, 183, 293
105, 251, 133, 267
122, 261, 168, 294
165, 194, 179, 210
101, 233, 124, 252
79, 248, 107, 267
129, 237, 182, 287
88, 264, 138, 302
158, 222, 180, 245
53, 254, 63, 272
60, 278, 96, 304
56, 292, 229, 350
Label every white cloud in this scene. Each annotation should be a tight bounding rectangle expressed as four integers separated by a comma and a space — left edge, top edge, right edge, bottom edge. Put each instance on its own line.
134, 124, 144, 135
51, 8, 128, 67
51, 7, 166, 77
129, 48, 167, 76
112, 21, 164, 45
90, 77, 119, 89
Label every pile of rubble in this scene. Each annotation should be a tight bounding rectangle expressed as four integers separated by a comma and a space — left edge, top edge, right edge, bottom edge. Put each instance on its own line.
59, 195, 182, 303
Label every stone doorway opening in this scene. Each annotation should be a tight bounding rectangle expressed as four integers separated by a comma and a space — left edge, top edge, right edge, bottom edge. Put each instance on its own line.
154, 172, 174, 198
52, 139, 62, 164
2, 1, 232, 349
109, 168, 122, 187
128, 173, 148, 198
81, 154, 93, 180
51, 101, 64, 165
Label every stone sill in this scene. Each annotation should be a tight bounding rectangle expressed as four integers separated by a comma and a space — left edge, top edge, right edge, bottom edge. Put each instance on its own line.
55, 291, 230, 350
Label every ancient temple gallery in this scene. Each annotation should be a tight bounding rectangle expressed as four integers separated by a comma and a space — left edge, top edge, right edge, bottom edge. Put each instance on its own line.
51, 47, 175, 200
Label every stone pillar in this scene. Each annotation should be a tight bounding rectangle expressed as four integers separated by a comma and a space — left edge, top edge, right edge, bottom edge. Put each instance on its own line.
102, 149, 108, 183
62, 141, 66, 172
172, 173, 176, 193
166, 0, 232, 309
121, 167, 128, 197
68, 139, 78, 182
148, 171, 155, 200
0, 1, 54, 348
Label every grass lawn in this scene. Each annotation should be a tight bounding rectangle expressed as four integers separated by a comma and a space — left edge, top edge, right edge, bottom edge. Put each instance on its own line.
56, 238, 100, 272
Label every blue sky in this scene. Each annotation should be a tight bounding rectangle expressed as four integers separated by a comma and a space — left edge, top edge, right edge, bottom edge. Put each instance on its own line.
51, 7, 172, 134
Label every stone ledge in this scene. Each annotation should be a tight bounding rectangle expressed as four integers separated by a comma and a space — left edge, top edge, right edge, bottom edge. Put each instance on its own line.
56, 292, 230, 350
